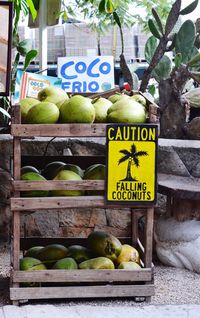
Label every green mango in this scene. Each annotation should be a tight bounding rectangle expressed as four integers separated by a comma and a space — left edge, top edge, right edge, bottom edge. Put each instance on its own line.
20, 256, 46, 287
118, 261, 141, 270
53, 257, 78, 269
52, 170, 84, 196
57, 164, 84, 178
83, 164, 105, 195
20, 257, 46, 271
21, 165, 40, 175
21, 172, 49, 197
107, 105, 146, 124
67, 245, 92, 264
26, 101, 60, 124
79, 257, 115, 269
41, 161, 66, 180
87, 231, 122, 262
24, 246, 44, 258
36, 244, 68, 263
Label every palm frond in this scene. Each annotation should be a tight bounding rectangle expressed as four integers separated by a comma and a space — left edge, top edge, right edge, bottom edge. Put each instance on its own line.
119, 149, 130, 156
130, 143, 136, 154
118, 154, 130, 165
135, 151, 148, 156
133, 156, 139, 167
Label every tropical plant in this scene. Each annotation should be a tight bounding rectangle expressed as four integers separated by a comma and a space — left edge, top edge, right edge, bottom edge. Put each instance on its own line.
0, 0, 38, 130
140, 0, 200, 139
11, 0, 38, 93
132, 0, 174, 32
60, 0, 176, 89
118, 143, 148, 181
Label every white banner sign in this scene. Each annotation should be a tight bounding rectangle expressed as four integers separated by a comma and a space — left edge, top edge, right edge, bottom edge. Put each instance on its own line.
57, 56, 115, 93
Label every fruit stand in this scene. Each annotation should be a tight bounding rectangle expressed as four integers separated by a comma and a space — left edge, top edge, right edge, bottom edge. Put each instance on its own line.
10, 91, 159, 304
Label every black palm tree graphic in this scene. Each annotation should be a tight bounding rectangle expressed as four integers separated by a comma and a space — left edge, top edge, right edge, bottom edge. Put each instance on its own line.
118, 143, 148, 181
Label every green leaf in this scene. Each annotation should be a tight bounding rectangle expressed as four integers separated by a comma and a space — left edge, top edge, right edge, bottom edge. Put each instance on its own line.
27, 0, 37, 21
32, 0, 40, 11
152, 8, 163, 35
63, 10, 68, 22
98, 0, 106, 13
17, 39, 32, 57
148, 19, 161, 39
105, 0, 114, 13
153, 54, 172, 82
174, 53, 182, 68
12, 33, 20, 48
148, 84, 156, 97
175, 20, 196, 63
145, 36, 158, 64
24, 50, 38, 71
113, 12, 121, 28
12, 53, 20, 77
0, 107, 10, 119
187, 53, 200, 67
21, 0, 29, 16
180, 0, 198, 15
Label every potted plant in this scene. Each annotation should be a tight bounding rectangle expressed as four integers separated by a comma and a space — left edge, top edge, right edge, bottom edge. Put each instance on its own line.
139, 0, 200, 139
0, 0, 38, 133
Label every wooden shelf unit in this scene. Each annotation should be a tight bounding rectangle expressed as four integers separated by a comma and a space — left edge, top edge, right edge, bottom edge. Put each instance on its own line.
10, 105, 156, 303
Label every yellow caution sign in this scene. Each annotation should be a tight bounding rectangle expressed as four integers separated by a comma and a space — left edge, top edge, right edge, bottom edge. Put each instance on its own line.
106, 124, 158, 205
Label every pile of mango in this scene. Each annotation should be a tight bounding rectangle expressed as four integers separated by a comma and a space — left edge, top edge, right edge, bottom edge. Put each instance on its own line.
20, 162, 105, 197
20, 86, 147, 124
20, 231, 141, 274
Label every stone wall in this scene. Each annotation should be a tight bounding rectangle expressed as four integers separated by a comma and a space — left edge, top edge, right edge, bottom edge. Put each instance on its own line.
0, 135, 200, 243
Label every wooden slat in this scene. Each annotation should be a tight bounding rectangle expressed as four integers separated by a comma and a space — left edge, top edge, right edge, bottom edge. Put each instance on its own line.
12, 134, 21, 272
11, 122, 160, 137
158, 173, 200, 200
12, 180, 104, 191
13, 269, 152, 283
11, 196, 150, 211
10, 284, 155, 300
11, 196, 104, 210
11, 123, 107, 137
144, 207, 154, 268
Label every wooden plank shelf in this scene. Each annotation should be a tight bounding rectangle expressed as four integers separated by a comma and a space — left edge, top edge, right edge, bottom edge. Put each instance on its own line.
11, 123, 107, 137
12, 180, 105, 191
11, 196, 152, 211
10, 102, 156, 303
10, 284, 155, 301
11, 122, 159, 138
12, 269, 152, 283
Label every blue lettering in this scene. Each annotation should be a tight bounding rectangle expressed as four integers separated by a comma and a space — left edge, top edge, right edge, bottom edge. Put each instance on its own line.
87, 58, 100, 78
99, 62, 111, 74
83, 81, 87, 92
72, 81, 82, 92
88, 81, 99, 92
60, 61, 77, 80
62, 82, 71, 90
75, 62, 87, 74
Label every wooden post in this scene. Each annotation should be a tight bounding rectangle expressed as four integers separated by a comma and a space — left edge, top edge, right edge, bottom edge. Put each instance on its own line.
144, 207, 154, 268
11, 105, 21, 305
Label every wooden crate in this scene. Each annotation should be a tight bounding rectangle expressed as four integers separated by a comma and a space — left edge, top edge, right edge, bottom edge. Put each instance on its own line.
10, 105, 155, 304
10, 208, 154, 302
